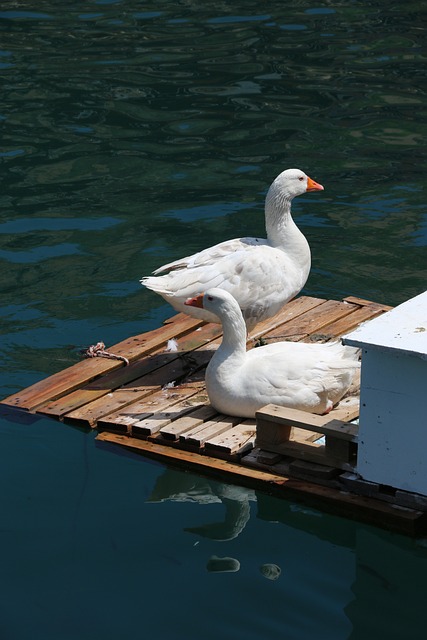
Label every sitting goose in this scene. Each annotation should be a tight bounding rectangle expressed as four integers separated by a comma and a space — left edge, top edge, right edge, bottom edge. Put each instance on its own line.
141, 168, 324, 332
185, 288, 360, 418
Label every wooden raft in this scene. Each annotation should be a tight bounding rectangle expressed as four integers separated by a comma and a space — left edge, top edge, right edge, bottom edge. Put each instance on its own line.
1, 294, 384, 436
4, 294, 425, 534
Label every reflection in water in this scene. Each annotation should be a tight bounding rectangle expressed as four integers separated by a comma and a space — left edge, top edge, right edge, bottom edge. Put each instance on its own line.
147, 462, 427, 628
148, 467, 255, 541
148, 467, 285, 577
184, 494, 251, 541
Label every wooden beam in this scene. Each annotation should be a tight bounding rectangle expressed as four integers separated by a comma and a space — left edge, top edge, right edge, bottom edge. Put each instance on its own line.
158, 404, 218, 440
204, 421, 256, 456
343, 296, 392, 310
256, 404, 359, 441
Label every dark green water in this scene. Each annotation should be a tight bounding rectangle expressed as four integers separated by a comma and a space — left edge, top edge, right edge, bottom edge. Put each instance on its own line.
1, 2, 427, 639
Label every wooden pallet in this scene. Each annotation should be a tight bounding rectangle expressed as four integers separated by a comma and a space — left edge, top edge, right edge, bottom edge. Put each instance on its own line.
256, 403, 359, 470
6, 294, 425, 534
1, 295, 388, 451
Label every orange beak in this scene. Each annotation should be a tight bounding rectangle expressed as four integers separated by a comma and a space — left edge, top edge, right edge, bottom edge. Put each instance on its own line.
185, 294, 204, 308
306, 176, 324, 192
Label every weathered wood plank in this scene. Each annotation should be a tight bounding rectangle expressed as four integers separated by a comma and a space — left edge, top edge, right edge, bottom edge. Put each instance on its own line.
158, 405, 218, 440
263, 299, 359, 342
244, 449, 342, 483
343, 296, 392, 310
130, 392, 208, 437
205, 421, 256, 455
290, 427, 323, 443
96, 384, 206, 433
1, 313, 205, 411
248, 296, 327, 340
313, 303, 389, 339
181, 416, 242, 448
61, 352, 208, 426
97, 431, 290, 483
288, 458, 342, 481
38, 352, 181, 418
34, 325, 221, 418
256, 404, 359, 442
130, 401, 203, 437
255, 437, 355, 470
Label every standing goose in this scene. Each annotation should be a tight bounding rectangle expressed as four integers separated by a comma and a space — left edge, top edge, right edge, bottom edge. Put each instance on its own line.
185, 288, 360, 418
141, 168, 324, 331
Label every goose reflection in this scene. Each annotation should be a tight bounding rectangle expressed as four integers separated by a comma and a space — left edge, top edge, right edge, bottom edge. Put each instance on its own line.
147, 468, 255, 541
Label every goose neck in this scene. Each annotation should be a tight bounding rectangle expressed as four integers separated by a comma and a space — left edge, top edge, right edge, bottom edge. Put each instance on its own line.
217, 307, 247, 359
265, 191, 309, 261
265, 191, 294, 247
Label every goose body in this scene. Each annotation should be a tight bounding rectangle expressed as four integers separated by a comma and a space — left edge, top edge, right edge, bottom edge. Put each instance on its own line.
185, 289, 360, 418
141, 168, 324, 331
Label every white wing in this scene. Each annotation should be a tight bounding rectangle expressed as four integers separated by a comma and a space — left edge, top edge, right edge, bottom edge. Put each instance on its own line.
243, 342, 360, 411
142, 237, 307, 326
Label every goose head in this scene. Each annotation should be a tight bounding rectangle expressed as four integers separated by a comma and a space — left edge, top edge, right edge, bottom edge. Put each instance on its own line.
267, 168, 324, 203
185, 288, 238, 319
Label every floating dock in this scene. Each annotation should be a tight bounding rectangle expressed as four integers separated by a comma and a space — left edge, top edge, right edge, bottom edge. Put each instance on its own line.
2, 294, 427, 535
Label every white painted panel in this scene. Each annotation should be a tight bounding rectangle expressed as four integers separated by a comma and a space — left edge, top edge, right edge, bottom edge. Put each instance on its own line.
343, 290, 427, 358
357, 349, 427, 495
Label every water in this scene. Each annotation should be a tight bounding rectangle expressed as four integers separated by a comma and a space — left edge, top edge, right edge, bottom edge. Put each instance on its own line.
1, 2, 427, 638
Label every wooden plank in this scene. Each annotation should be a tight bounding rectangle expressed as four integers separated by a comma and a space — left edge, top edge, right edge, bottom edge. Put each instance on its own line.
95, 432, 426, 535
205, 421, 256, 455
158, 404, 218, 440
181, 416, 242, 448
313, 303, 390, 339
131, 397, 208, 437
288, 458, 342, 481
2, 358, 126, 413
96, 384, 206, 433
262, 299, 359, 342
243, 449, 343, 485
36, 325, 221, 418
290, 427, 323, 443
255, 438, 355, 470
343, 296, 392, 310
248, 295, 327, 340
38, 352, 182, 418
96, 431, 291, 484
256, 405, 359, 441
255, 403, 360, 473
1, 313, 205, 412
256, 450, 282, 465
322, 402, 359, 423
61, 352, 209, 426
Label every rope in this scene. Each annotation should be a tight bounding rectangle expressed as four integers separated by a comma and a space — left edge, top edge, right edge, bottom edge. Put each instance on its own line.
82, 341, 129, 366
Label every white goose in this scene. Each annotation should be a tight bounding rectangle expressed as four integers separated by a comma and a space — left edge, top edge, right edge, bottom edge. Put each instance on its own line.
185, 288, 360, 418
141, 168, 324, 331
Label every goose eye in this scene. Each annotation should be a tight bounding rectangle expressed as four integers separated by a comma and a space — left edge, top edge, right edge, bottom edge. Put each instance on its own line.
298, 176, 304, 181
207, 295, 213, 301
